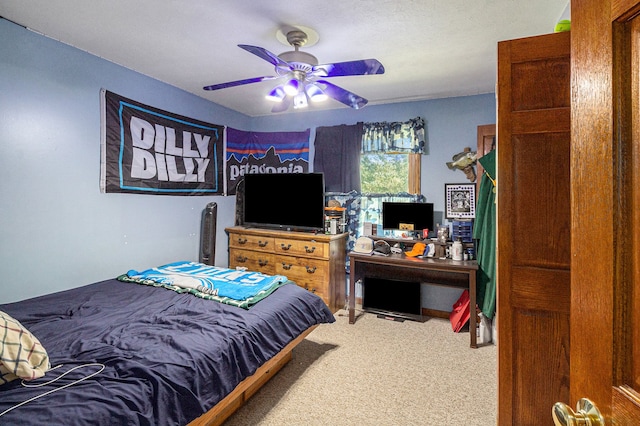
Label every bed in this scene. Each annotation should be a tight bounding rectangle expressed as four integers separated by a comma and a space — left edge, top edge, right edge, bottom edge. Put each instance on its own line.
0, 261, 335, 425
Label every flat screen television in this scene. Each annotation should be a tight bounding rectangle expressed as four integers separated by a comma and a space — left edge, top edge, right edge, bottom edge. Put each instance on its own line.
362, 277, 423, 321
382, 201, 434, 232
242, 172, 325, 232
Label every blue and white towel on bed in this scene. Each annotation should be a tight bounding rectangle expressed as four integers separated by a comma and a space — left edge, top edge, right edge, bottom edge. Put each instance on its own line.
118, 261, 290, 309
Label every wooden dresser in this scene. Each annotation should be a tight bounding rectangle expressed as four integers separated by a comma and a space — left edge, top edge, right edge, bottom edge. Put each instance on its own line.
226, 226, 347, 313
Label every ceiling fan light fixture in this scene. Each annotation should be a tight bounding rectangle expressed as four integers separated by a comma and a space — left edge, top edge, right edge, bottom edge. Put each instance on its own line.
293, 92, 308, 109
283, 78, 301, 96
305, 84, 328, 102
265, 86, 286, 102
278, 50, 319, 66
204, 28, 384, 113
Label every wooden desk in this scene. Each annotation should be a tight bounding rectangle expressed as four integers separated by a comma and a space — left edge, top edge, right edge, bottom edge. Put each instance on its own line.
348, 252, 479, 348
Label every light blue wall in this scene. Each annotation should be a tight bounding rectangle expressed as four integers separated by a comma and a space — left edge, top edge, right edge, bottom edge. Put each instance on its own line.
0, 19, 248, 303
0, 18, 496, 310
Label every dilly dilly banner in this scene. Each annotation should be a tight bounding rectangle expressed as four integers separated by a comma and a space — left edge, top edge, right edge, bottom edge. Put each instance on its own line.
100, 90, 224, 195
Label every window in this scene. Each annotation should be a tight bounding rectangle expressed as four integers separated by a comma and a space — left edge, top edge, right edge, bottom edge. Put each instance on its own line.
357, 118, 425, 235
360, 117, 425, 195
358, 152, 422, 235
360, 152, 421, 194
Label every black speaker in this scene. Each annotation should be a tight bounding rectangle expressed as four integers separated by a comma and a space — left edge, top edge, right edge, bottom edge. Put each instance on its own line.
235, 178, 245, 226
199, 202, 217, 265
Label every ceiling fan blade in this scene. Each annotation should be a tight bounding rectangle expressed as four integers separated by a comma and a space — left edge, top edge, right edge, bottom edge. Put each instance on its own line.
316, 80, 368, 109
271, 96, 293, 113
312, 59, 384, 77
238, 44, 291, 69
203, 76, 276, 91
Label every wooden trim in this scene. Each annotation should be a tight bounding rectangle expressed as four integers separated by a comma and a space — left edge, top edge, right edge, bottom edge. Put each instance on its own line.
611, 6, 640, 423
476, 124, 496, 199
571, 0, 616, 414
613, 386, 640, 422
408, 153, 421, 194
422, 308, 450, 320
613, 0, 640, 21
188, 325, 318, 426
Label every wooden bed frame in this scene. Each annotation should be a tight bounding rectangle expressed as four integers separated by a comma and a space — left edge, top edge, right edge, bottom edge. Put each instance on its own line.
188, 325, 317, 425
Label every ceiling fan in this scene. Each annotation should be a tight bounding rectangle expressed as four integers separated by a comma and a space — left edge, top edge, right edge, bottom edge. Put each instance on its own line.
203, 29, 385, 112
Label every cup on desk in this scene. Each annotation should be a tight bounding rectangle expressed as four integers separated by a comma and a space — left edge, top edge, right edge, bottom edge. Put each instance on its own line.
451, 240, 464, 261
437, 225, 449, 243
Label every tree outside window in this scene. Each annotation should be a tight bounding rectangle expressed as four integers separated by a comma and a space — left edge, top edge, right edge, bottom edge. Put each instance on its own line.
360, 152, 409, 194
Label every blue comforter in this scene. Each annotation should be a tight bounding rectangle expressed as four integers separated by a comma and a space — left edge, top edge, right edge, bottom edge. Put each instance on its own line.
0, 277, 334, 425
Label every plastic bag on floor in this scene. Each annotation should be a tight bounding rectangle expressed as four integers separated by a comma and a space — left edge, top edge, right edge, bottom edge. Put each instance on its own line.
477, 311, 492, 344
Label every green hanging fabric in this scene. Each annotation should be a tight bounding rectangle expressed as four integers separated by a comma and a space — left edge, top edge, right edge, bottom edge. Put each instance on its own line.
473, 149, 496, 319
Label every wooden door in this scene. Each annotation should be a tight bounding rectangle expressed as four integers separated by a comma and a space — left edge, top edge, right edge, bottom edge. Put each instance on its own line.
561, 0, 640, 424
496, 31, 571, 425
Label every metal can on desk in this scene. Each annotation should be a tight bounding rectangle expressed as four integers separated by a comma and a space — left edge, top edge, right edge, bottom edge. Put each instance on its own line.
467, 247, 475, 260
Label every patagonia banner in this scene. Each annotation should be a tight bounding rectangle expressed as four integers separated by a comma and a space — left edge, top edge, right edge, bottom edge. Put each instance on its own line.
100, 90, 224, 195
226, 127, 310, 195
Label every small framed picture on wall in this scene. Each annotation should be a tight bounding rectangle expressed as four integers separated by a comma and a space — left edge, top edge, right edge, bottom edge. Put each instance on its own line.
445, 183, 476, 219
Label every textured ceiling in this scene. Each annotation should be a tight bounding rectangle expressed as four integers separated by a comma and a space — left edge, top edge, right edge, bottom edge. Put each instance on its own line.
1, 0, 569, 117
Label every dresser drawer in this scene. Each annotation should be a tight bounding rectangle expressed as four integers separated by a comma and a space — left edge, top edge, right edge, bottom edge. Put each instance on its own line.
229, 233, 275, 253
275, 257, 327, 283
228, 248, 275, 275
276, 257, 327, 301
292, 278, 327, 301
274, 238, 327, 259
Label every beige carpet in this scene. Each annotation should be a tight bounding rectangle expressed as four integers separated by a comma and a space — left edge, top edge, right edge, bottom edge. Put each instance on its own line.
225, 309, 497, 425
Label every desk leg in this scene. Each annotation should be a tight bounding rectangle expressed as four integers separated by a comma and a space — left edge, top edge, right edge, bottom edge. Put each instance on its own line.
469, 270, 478, 349
348, 271, 356, 324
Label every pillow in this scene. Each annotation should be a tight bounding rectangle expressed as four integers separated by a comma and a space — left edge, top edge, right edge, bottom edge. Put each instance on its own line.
0, 310, 50, 385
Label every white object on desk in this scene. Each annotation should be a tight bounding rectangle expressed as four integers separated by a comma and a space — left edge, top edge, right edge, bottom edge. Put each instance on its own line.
451, 240, 464, 261
425, 243, 435, 257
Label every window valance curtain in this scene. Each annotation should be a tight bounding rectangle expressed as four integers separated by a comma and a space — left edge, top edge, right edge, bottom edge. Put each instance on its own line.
313, 117, 426, 193
361, 116, 426, 154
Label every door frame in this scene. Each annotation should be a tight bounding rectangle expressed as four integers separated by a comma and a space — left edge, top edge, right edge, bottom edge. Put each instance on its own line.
570, 0, 640, 422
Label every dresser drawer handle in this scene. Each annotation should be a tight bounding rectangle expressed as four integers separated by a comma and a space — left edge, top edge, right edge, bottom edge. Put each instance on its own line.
237, 237, 248, 245
235, 255, 248, 263
258, 240, 269, 248
280, 243, 291, 251
258, 259, 269, 267
305, 266, 317, 274
281, 262, 292, 270
304, 246, 316, 253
